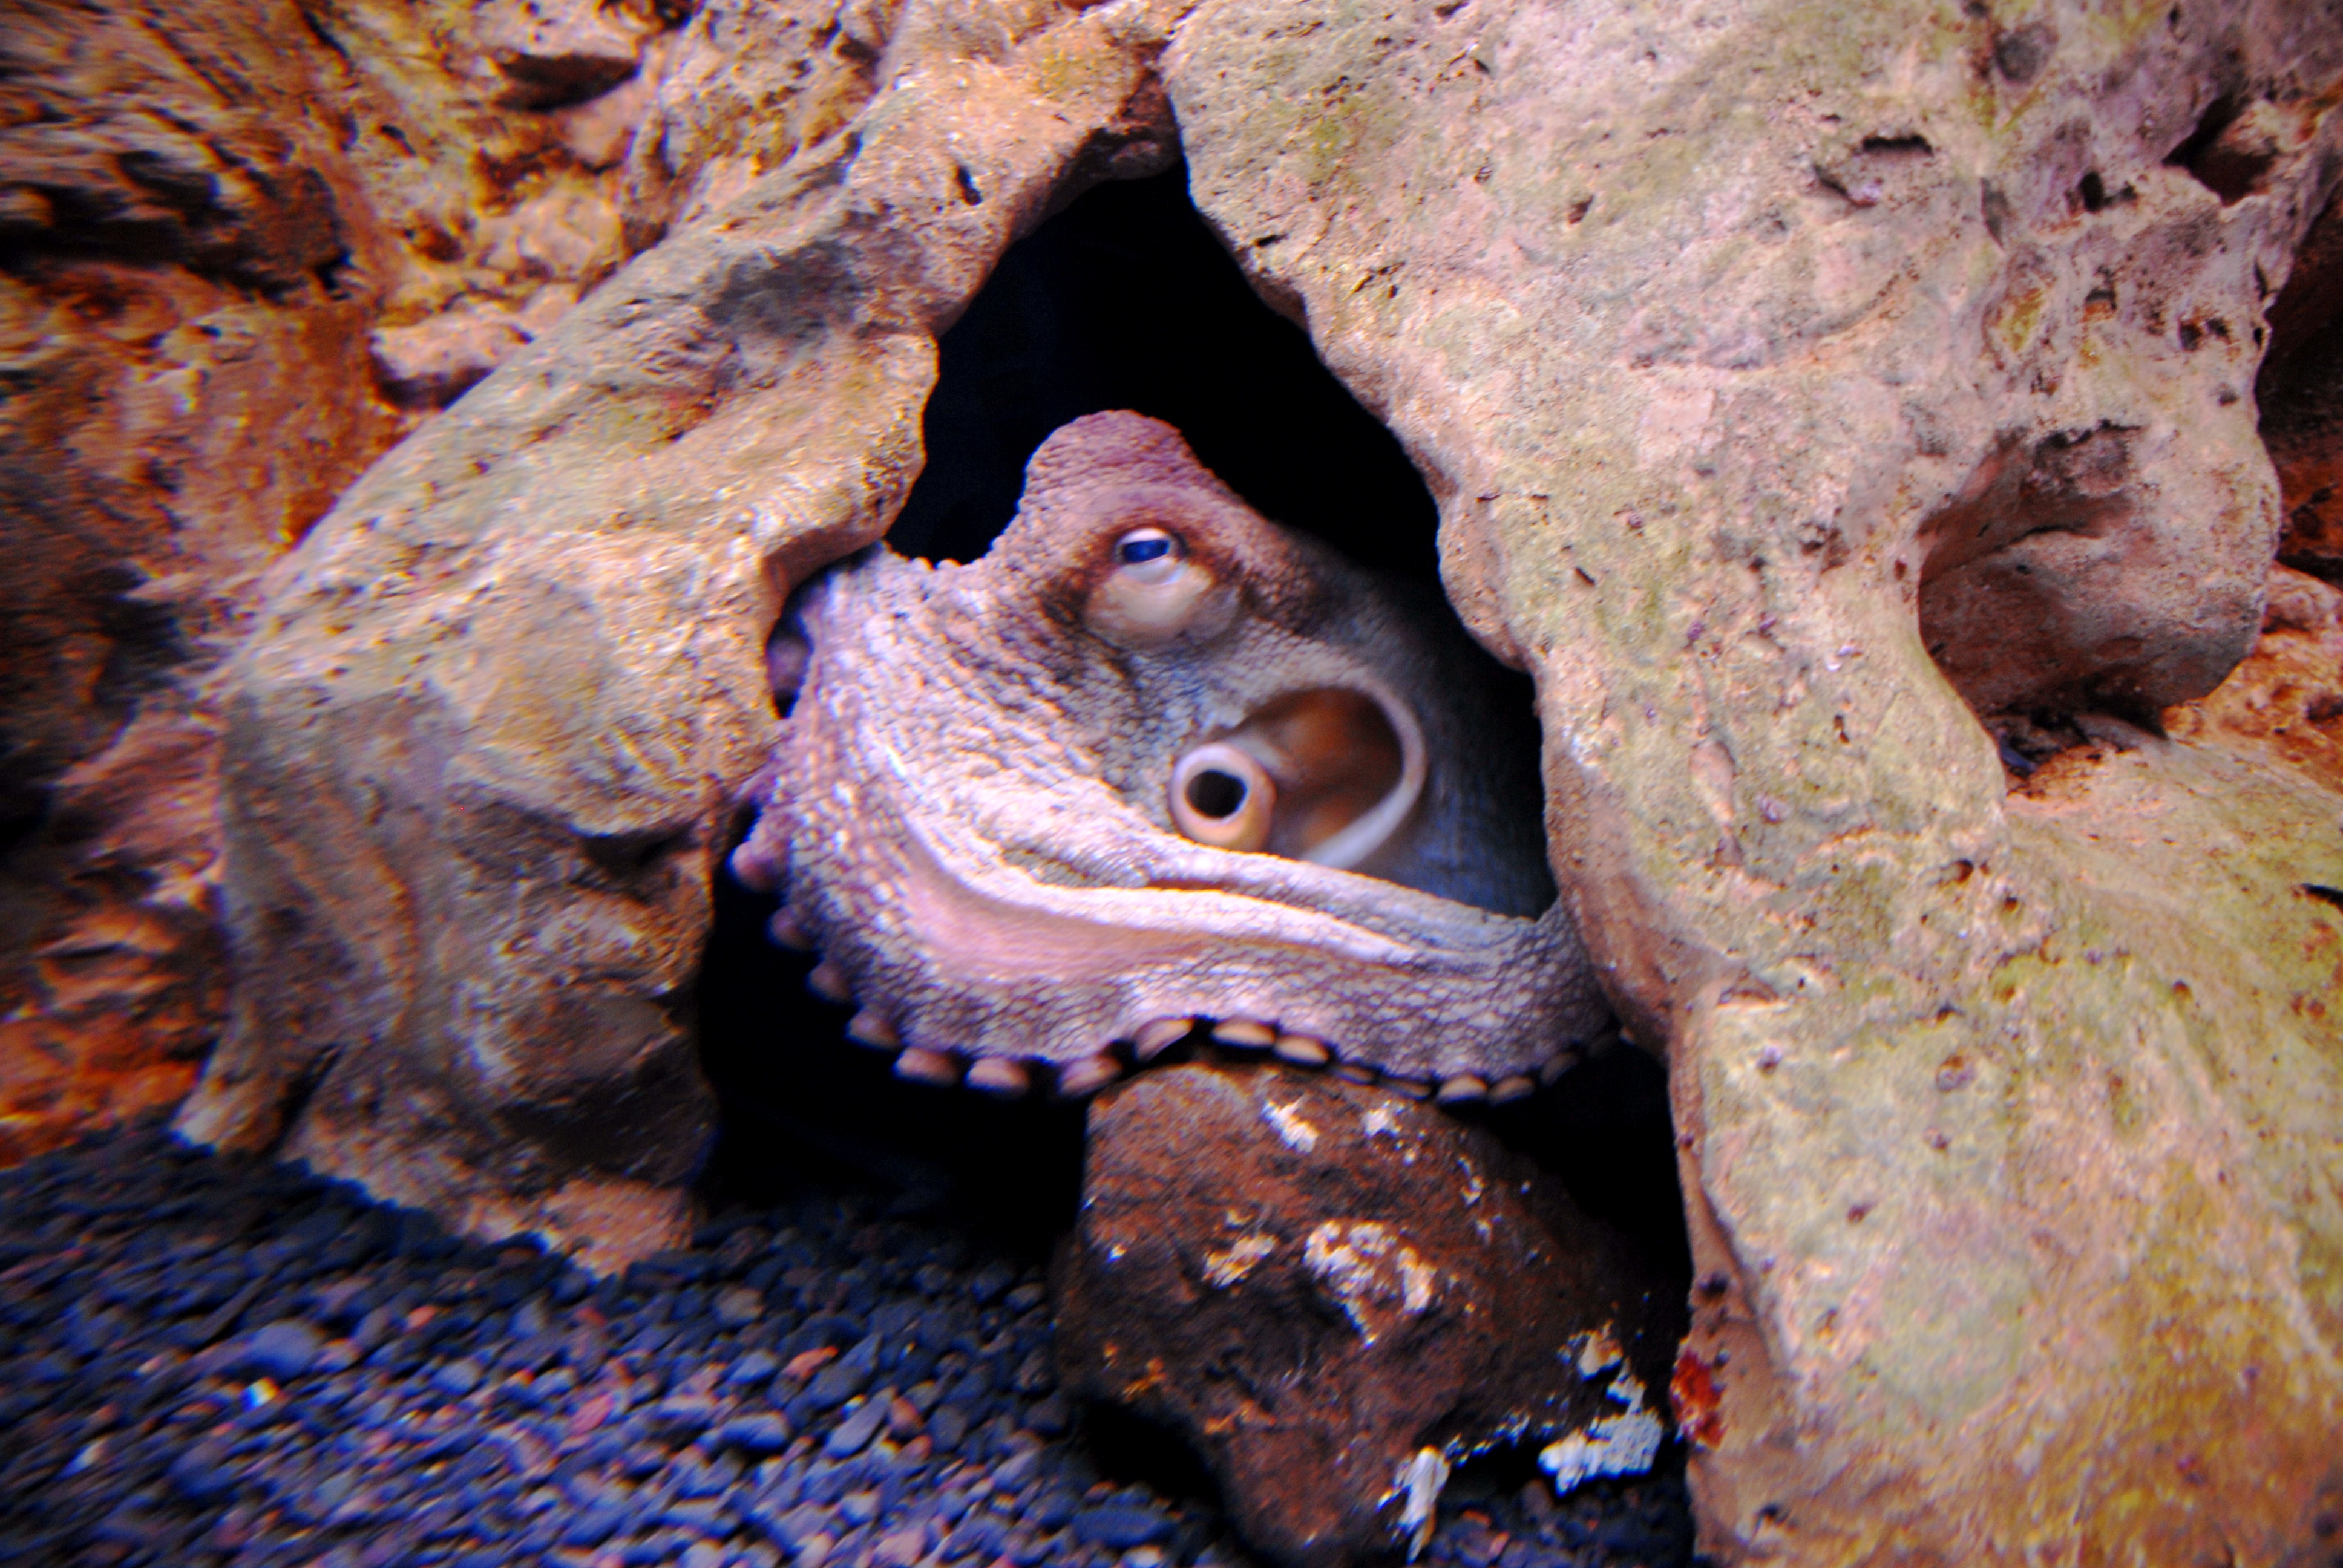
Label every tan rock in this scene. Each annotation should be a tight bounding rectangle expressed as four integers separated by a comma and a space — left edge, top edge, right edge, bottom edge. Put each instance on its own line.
0, 0, 406, 1165
370, 301, 531, 408
480, 0, 652, 111
2170, 564, 2343, 792
174, 0, 1182, 1269
1162, 0, 2343, 1559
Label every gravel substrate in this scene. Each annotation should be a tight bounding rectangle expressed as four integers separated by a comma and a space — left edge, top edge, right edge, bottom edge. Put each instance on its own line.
0, 1117, 1697, 1568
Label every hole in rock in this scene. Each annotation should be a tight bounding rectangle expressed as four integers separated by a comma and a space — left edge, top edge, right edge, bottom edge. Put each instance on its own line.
704, 169, 1576, 1233
1914, 422, 2164, 759
1075, 1400, 1231, 1515
695, 169, 1692, 1527
1437, 1434, 1696, 1547
886, 163, 1439, 575
2167, 92, 2278, 204
696, 861, 1092, 1259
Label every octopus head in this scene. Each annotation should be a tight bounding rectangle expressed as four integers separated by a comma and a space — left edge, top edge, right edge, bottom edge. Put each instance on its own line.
732, 412, 1609, 1100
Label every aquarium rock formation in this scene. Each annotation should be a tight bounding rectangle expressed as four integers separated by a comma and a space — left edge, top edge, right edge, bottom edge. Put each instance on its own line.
22, 0, 2328, 1558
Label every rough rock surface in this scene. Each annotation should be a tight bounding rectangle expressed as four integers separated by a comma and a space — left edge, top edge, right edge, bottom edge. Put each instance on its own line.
172, 0, 1181, 1270
0, 0, 716, 1164
1054, 1062, 1682, 1568
0, 0, 401, 1165
1158, 0, 2343, 1560
2169, 563, 2343, 790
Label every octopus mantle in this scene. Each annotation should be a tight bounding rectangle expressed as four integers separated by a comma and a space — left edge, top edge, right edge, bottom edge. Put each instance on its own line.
732, 413, 1610, 1098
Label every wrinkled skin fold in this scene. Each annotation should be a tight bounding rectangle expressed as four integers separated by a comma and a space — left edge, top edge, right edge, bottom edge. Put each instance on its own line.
732, 412, 1609, 1091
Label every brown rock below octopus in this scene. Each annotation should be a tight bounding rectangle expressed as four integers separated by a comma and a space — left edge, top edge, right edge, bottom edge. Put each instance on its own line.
732, 411, 1610, 1099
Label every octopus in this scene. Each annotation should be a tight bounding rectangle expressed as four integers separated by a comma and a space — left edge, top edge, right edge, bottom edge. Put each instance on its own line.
730, 411, 1610, 1102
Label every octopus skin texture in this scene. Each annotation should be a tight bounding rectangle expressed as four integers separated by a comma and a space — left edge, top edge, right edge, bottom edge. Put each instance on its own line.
730, 411, 1611, 1101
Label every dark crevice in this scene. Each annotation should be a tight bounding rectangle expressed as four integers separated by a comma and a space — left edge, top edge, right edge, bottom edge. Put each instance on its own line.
2261, 183, 2343, 583
2166, 91, 2277, 204
2166, 93, 2243, 175
885, 163, 1438, 577
695, 166, 1688, 1323
695, 861, 1090, 1260
1990, 19, 2056, 83
692, 172, 1692, 1560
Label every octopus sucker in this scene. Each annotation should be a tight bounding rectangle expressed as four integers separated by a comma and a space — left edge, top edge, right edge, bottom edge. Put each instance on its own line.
736, 412, 1610, 1090
893, 1046, 962, 1086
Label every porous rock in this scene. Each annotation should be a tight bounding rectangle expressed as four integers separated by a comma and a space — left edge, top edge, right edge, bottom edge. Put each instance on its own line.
0, 0, 716, 1165
1161, 0, 2343, 1559
2168, 563, 2343, 790
1054, 1062, 1680, 1568
480, 0, 654, 111
171, 0, 1181, 1271
0, 0, 403, 1166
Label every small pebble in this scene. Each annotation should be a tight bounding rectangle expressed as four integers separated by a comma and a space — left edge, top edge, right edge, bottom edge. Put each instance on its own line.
166, 1437, 238, 1503
929, 1403, 971, 1452
562, 1500, 628, 1547
646, 1391, 719, 1439
716, 1413, 795, 1455
805, 1345, 874, 1409
825, 1397, 890, 1459
1073, 1506, 1176, 1550
874, 1524, 929, 1567
433, 1356, 485, 1397
661, 1496, 732, 1533
241, 1319, 326, 1380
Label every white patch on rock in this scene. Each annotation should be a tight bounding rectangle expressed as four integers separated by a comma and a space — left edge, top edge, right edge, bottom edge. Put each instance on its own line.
1202, 1233, 1277, 1287
1361, 1102, 1402, 1140
1303, 1220, 1438, 1342
1263, 1099, 1320, 1152
1398, 1249, 1436, 1313
1540, 1325, 1667, 1494
1392, 1445, 1450, 1561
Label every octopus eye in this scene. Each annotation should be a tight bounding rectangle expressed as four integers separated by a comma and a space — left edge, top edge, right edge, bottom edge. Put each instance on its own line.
1113, 528, 1185, 584
1170, 742, 1277, 853
1085, 526, 1223, 647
